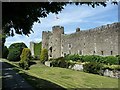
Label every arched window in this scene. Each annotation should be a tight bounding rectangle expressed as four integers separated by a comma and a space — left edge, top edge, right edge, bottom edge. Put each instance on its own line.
111, 51, 113, 55
101, 51, 103, 55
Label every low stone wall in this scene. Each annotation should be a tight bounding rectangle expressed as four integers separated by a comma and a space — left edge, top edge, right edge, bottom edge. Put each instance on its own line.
102, 69, 120, 78
69, 64, 83, 71
45, 61, 51, 67
44, 61, 120, 78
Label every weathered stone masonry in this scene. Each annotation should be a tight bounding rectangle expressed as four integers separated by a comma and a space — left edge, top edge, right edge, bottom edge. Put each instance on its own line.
42, 22, 120, 59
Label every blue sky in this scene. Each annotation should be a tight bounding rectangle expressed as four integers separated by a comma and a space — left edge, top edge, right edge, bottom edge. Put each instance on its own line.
5, 2, 118, 48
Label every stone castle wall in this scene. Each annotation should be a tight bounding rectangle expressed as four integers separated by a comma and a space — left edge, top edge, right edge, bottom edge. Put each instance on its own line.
30, 42, 35, 56
42, 22, 120, 59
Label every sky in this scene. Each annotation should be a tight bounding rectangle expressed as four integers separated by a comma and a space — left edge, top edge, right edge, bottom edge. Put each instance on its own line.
5, 2, 118, 48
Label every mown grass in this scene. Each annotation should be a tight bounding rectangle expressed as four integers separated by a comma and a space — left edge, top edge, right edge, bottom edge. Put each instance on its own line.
2, 59, 119, 89
26, 62, 118, 88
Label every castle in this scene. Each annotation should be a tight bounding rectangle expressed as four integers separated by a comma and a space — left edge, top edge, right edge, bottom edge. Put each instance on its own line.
42, 22, 120, 59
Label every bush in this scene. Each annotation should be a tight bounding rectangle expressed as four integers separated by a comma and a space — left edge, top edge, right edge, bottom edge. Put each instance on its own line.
103, 56, 118, 65
2, 46, 9, 59
64, 54, 81, 61
50, 57, 70, 68
7, 42, 27, 61
40, 48, 48, 63
83, 62, 103, 75
65, 54, 118, 65
19, 48, 31, 70
102, 65, 120, 70
7, 49, 21, 61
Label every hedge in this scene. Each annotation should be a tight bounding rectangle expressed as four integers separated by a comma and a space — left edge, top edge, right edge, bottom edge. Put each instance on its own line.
64, 54, 119, 65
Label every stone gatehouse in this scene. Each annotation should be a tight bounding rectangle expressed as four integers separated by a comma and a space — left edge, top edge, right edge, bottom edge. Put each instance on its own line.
42, 22, 120, 59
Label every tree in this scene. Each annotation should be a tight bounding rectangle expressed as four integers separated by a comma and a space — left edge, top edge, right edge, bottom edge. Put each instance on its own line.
7, 42, 27, 61
2, 2, 118, 37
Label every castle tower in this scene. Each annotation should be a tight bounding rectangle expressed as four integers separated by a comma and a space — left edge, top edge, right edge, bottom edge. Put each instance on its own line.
30, 42, 35, 56
52, 26, 64, 58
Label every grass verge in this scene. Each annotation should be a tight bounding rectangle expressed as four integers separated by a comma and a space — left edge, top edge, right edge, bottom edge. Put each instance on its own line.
2, 59, 119, 89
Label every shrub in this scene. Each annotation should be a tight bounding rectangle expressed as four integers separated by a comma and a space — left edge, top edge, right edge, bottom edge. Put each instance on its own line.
2, 46, 9, 59
7, 49, 21, 61
68, 55, 118, 65
40, 48, 48, 64
19, 48, 31, 70
7, 42, 27, 61
83, 62, 103, 75
64, 54, 81, 61
51, 57, 70, 68
102, 65, 120, 70
82, 55, 102, 63
104, 56, 118, 65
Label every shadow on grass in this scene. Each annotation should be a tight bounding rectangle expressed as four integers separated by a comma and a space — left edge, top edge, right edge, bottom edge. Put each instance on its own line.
2, 61, 66, 90
29, 61, 37, 66
19, 72, 66, 90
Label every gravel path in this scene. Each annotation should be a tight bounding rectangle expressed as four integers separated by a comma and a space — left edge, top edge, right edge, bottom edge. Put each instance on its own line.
1, 59, 34, 90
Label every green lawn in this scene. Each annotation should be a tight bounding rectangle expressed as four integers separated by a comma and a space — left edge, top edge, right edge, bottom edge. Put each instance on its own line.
3, 59, 119, 89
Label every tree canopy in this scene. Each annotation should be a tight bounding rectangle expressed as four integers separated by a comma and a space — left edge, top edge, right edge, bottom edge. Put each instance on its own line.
2, 2, 118, 37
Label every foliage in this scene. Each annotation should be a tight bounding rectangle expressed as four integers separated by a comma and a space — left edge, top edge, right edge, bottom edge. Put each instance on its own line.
50, 57, 70, 68
7, 42, 27, 61
2, 46, 9, 59
34, 42, 42, 59
64, 54, 119, 65
19, 48, 31, 70
102, 65, 120, 71
83, 62, 103, 75
64, 54, 81, 61
103, 56, 118, 65
40, 48, 48, 63
7, 49, 21, 61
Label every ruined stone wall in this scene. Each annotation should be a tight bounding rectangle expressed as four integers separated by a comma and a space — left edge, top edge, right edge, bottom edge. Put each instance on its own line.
42, 31, 52, 49
61, 22, 120, 56
42, 22, 120, 59
30, 42, 35, 56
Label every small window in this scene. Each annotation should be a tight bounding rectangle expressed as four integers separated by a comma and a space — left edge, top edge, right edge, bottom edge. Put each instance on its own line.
64, 53, 66, 56
50, 47, 52, 53
93, 51, 95, 54
78, 50, 82, 55
68, 44, 72, 48
101, 51, 103, 55
111, 51, 113, 55
49, 47, 52, 57
50, 55, 52, 57
69, 50, 71, 54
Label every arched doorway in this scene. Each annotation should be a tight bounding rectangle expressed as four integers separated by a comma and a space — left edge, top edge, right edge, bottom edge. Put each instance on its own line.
49, 47, 52, 57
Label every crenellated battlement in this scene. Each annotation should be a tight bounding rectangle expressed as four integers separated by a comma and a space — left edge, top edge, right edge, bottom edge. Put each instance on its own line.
87, 22, 120, 32
52, 26, 64, 30
41, 22, 119, 58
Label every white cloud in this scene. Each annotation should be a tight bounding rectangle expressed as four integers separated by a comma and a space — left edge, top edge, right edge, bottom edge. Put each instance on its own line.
5, 3, 118, 48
